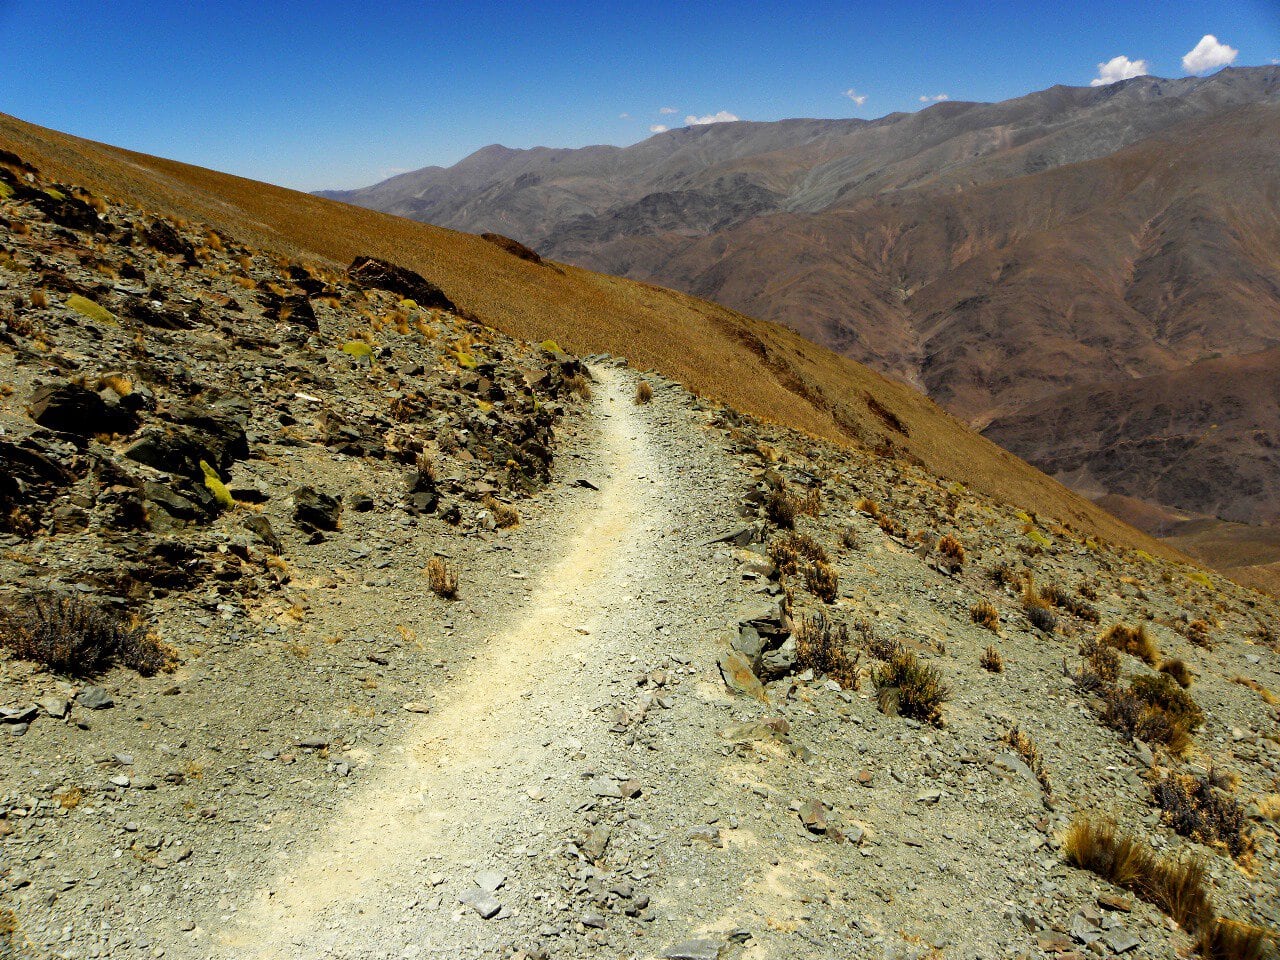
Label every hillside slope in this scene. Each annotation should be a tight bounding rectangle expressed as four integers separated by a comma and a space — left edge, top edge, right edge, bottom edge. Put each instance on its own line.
320, 67, 1280, 540
0, 111, 1177, 561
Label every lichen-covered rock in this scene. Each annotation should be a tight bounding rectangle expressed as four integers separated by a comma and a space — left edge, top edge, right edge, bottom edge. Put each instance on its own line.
347, 256, 456, 311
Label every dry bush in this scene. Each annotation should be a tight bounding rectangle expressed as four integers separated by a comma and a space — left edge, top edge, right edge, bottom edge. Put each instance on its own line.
483, 495, 520, 529
1078, 635, 1121, 685
0, 592, 170, 677
1230, 676, 1278, 706
780, 532, 828, 565
980, 644, 1003, 672
768, 538, 800, 577
1159, 658, 1194, 688
1100, 673, 1203, 755
1025, 603, 1057, 633
634, 380, 653, 404
857, 497, 879, 518
425, 557, 459, 599
795, 612, 859, 689
873, 648, 949, 725
988, 562, 1019, 588
564, 373, 592, 399
765, 489, 797, 529
1152, 771, 1253, 860
1003, 725, 1051, 795
854, 619, 900, 662
1186, 619, 1214, 649
970, 600, 999, 632
1102, 623, 1161, 665
804, 561, 839, 604
937, 534, 965, 567
840, 526, 859, 550
30, 289, 48, 308
795, 487, 822, 518
1064, 818, 1213, 931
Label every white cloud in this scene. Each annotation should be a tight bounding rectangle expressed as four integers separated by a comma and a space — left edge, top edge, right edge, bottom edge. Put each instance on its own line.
685, 110, 740, 125
619, 112, 631, 119
659, 106, 677, 115
842, 88, 868, 106
1182, 34, 1238, 74
1090, 54, 1150, 86
649, 124, 669, 133
918, 93, 950, 103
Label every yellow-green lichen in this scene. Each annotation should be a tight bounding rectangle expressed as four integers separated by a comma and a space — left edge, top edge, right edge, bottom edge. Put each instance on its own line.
0, 182, 13, 200
66, 294, 116, 325
341, 341, 374, 359
540, 339, 563, 355
455, 350, 477, 369
1026, 529, 1052, 549
199, 460, 235, 511
399, 298, 418, 310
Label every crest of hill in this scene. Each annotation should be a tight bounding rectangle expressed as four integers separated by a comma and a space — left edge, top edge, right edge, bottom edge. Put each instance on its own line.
0, 111, 1179, 561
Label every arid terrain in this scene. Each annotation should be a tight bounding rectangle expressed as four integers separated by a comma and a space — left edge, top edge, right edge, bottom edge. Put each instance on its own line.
1, 125, 1280, 960
322, 67, 1280, 579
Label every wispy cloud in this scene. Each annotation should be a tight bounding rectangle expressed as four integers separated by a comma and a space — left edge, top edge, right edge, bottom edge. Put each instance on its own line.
1090, 54, 1150, 86
918, 93, 950, 103
659, 106, 677, 115
841, 88, 868, 106
649, 124, 669, 133
619, 112, 631, 119
685, 110, 740, 125
1182, 34, 1238, 74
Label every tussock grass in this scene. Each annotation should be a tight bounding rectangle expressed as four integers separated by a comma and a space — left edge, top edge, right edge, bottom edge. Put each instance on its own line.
804, 560, 839, 604
425, 557, 458, 599
795, 612, 859, 689
980, 645, 1003, 672
937, 534, 965, 567
634, 380, 653, 404
970, 600, 999, 632
873, 648, 949, 725
483, 495, 520, 529
1160, 658, 1194, 688
1102, 623, 1161, 665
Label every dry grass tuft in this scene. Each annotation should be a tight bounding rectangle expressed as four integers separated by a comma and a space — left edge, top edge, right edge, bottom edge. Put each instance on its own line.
1003, 724, 1051, 795
0, 592, 171, 676
564, 373, 592, 400
980, 644, 1004, 672
1102, 623, 1161, 665
804, 560, 839, 604
634, 380, 653, 404
483, 495, 520, 529
425, 557, 459, 599
937, 534, 965, 567
30, 288, 48, 309
1159, 658, 1194, 688
765, 489, 797, 529
795, 612, 860, 689
1186, 618, 1214, 649
1196, 919, 1277, 960
970, 600, 999, 632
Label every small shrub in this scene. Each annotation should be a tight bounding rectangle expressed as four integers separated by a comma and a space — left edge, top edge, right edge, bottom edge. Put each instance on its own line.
795, 487, 822, 518
1152, 771, 1253, 860
1079, 635, 1121, 685
937, 534, 965, 567
1100, 673, 1202, 755
782, 532, 828, 565
804, 561, 839, 604
0, 592, 170, 677
1025, 604, 1057, 633
1186, 619, 1214, 649
564, 373, 592, 399
483, 495, 520, 529
768, 538, 800, 577
1038, 582, 1069, 607
1102, 623, 1161, 665
988, 563, 1018, 588
1159, 658, 1194, 688
980, 645, 1003, 672
857, 497, 879, 518
1003, 725, 1050, 795
873, 648, 949, 725
795, 612, 859, 689
854, 619, 900, 661
425, 557, 459, 599
765, 489, 797, 529
840, 526, 859, 550
634, 380, 653, 404
30, 289, 48, 309
970, 600, 999, 632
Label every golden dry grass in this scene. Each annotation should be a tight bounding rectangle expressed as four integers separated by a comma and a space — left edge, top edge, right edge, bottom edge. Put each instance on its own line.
0, 110, 1192, 563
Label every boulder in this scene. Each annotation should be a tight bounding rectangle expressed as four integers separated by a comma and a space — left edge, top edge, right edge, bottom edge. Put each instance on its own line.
144, 220, 198, 265
29, 381, 138, 436
293, 486, 341, 532
346, 256, 456, 311
718, 650, 768, 703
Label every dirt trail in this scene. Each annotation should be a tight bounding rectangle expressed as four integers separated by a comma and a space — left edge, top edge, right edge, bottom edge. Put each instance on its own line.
212, 366, 691, 958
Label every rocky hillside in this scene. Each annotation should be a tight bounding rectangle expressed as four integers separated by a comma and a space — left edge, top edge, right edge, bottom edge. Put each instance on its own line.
0, 110, 1178, 570
2, 146, 1280, 960
322, 67, 1280, 558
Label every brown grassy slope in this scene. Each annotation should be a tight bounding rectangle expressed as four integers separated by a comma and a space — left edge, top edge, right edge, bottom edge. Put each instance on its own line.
0, 111, 1180, 560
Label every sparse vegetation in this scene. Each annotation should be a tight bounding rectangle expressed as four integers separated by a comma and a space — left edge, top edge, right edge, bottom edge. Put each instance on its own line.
980, 644, 1003, 672
1003, 724, 1050, 795
1152, 770, 1253, 860
564, 373, 592, 399
483, 495, 520, 528
635, 380, 653, 404
873, 647, 949, 725
425, 557, 459, 599
1025, 603, 1057, 633
795, 612, 859, 689
937, 534, 965, 567
30, 288, 48, 308
0, 592, 171, 676
804, 560, 839, 603
765, 488, 797, 529
1100, 672, 1203, 755
1159, 658, 1194, 688
1101, 622, 1161, 665
970, 600, 999, 632
1187, 618, 1214, 649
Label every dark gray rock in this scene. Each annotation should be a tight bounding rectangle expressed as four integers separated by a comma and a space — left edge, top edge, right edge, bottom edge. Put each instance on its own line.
77, 687, 114, 710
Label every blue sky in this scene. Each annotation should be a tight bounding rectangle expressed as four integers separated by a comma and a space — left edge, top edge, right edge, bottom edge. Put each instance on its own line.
1, 0, 1276, 191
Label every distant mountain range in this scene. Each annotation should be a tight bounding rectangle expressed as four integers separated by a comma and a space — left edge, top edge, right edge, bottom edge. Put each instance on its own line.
321, 66, 1280, 543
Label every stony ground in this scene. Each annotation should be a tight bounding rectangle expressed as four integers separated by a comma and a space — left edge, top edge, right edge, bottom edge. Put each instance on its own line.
2, 150, 1280, 960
